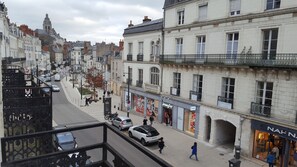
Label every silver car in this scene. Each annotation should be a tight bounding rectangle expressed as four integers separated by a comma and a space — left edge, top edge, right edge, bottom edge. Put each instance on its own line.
112, 116, 133, 130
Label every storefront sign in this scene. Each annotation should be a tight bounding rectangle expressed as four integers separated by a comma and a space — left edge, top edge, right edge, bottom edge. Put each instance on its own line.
251, 120, 297, 141
190, 106, 196, 111
162, 103, 173, 109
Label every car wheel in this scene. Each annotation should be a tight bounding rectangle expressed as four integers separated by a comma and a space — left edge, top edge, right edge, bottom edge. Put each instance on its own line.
128, 132, 133, 138
141, 138, 146, 146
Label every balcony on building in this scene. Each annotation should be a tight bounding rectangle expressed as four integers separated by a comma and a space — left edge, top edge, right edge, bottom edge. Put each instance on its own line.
136, 80, 143, 87
137, 54, 143, 61
144, 83, 161, 94
189, 90, 202, 101
127, 54, 132, 61
217, 96, 233, 109
160, 53, 297, 68
150, 54, 160, 62
250, 102, 271, 117
170, 87, 180, 96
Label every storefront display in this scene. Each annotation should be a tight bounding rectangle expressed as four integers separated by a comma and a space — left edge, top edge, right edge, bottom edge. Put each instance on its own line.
133, 95, 144, 114
147, 98, 159, 117
184, 111, 196, 136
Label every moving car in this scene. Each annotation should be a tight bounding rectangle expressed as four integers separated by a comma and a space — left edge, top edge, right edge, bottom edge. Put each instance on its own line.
128, 125, 160, 145
53, 126, 78, 151
52, 84, 60, 92
55, 74, 61, 81
111, 116, 133, 130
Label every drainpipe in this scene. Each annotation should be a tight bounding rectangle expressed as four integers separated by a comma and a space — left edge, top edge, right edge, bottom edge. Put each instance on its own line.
160, 7, 165, 93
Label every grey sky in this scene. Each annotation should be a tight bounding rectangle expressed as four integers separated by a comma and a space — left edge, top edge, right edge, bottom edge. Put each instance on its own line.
3, 0, 164, 45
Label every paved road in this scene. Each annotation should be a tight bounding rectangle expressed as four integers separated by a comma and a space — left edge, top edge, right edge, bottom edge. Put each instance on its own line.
51, 82, 163, 166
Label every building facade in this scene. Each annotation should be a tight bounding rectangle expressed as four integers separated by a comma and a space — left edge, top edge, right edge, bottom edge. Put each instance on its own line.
162, 0, 297, 166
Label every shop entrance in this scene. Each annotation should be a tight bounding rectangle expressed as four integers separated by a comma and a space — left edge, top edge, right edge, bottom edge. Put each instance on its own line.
214, 120, 236, 149
205, 116, 211, 142
163, 108, 172, 126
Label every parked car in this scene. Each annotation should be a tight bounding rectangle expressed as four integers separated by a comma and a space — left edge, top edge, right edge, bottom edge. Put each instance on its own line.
55, 74, 61, 81
111, 116, 133, 130
53, 126, 78, 151
52, 84, 60, 92
128, 125, 160, 145
42, 87, 51, 94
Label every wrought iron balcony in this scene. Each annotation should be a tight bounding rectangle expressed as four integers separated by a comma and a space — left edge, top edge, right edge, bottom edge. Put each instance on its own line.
250, 102, 271, 117
144, 83, 161, 94
189, 90, 202, 101
170, 87, 180, 96
217, 96, 233, 109
137, 54, 143, 61
1, 122, 172, 167
150, 55, 160, 62
160, 54, 297, 68
127, 54, 132, 61
136, 80, 143, 87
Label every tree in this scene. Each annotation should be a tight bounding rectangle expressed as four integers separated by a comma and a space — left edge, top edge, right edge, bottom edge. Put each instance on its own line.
85, 67, 104, 99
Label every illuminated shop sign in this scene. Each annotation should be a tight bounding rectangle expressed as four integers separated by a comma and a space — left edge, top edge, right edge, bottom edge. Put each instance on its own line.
162, 103, 173, 109
251, 120, 297, 141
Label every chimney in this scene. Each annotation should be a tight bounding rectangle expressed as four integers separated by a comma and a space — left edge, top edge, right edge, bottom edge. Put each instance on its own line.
128, 20, 134, 27
119, 40, 124, 51
143, 16, 151, 23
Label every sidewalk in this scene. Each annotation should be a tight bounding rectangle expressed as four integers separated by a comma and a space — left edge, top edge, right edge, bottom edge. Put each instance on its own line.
59, 78, 267, 167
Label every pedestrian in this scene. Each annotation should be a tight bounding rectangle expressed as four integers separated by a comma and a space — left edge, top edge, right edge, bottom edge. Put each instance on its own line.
267, 152, 276, 167
272, 145, 279, 161
149, 114, 154, 126
143, 116, 148, 125
85, 97, 89, 106
189, 142, 198, 161
158, 137, 165, 154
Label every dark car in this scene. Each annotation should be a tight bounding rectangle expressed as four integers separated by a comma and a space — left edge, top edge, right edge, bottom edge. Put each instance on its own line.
54, 127, 78, 151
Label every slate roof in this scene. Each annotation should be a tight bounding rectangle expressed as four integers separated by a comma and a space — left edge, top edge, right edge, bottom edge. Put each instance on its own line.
163, 0, 192, 9
123, 18, 163, 36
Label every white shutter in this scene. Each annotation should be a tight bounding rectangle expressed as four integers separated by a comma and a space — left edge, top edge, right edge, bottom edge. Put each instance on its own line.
230, 0, 241, 15
199, 5, 207, 20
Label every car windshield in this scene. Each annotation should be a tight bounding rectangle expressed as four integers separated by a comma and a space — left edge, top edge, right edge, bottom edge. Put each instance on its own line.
57, 132, 74, 143
125, 119, 132, 123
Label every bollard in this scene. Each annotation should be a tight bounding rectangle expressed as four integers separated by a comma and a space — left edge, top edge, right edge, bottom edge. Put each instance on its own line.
234, 146, 241, 159
229, 158, 241, 167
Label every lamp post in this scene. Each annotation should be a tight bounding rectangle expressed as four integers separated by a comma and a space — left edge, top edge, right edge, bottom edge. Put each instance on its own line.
127, 66, 131, 117
80, 71, 83, 100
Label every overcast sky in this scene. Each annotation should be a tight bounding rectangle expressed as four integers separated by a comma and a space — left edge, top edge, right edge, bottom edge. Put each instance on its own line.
3, 0, 164, 45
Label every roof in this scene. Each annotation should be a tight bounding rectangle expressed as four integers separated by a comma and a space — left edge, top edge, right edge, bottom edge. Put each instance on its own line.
123, 18, 163, 36
163, 0, 192, 9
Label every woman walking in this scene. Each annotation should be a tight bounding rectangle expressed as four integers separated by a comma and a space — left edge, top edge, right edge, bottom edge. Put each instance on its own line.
189, 142, 198, 161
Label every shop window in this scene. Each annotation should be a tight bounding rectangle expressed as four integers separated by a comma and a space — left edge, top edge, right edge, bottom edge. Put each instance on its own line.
183, 111, 196, 136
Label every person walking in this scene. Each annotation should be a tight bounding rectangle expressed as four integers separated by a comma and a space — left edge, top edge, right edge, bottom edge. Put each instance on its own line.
158, 137, 165, 154
267, 152, 276, 167
189, 142, 198, 161
85, 97, 89, 106
149, 114, 154, 126
143, 116, 148, 125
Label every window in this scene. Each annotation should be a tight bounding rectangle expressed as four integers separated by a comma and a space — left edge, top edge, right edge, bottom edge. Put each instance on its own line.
222, 77, 235, 102
173, 73, 181, 89
176, 38, 183, 55
150, 67, 159, 85
150, 41, 155, 55
196, 36, 205, 58
256, 81, 273, 108
138, 42, 143, 55
198, 5, 208, 21
138, 69, 143, 82
156, 40, 160, 56
193, 75, 203, 93
262, 29, 278, 60
177, 10, 185, 25
128, 43, 133, 54
266, 0, 280, 10
226, 33, 239, 59
230, 0, 241, 16
128, 67, 132, 82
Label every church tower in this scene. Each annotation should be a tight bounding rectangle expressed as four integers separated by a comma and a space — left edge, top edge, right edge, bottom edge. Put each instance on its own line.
43, 13, 52, 33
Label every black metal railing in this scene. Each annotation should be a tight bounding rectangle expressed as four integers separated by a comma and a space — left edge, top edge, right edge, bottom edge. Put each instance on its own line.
137, 54, 143, 61
136, 80, 143, 87
189, 90, 202, 101
150, 55, 160, 62
160, 54, 297, 68
250, 102, 271, 117
1, 122, 172, 167
170, 87, 180, 96
127, 54, 132, 61
217, 96, 234, 109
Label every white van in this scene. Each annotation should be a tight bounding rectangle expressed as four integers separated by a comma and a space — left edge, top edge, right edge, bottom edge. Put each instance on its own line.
54, 74, 60, 81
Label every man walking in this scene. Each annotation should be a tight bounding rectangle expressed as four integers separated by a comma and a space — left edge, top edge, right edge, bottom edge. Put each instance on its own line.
189, 142, 198, 161
158, 137, 165, 154
149, 114, 154, 126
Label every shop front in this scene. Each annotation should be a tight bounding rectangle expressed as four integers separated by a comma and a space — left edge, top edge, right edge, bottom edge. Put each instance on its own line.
251, 120, 297, 167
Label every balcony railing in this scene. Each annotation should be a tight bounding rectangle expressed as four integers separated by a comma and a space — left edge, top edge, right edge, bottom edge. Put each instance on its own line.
189, 90, 202, 101
160, 54, 297, 68
136, 80, 143, 87
1, 122, 172, 167
170, 87, 180, 96
144, 83, 161, 94
127, 54, 132, 61
217, 96, 233, 109
150, 55, 160, 62
137, 54, 143, 61
250, 102, 271, 117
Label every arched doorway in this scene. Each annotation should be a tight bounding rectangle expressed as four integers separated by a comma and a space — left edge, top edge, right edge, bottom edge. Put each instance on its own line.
205, 116, 211, 142
214, 120, 236, 149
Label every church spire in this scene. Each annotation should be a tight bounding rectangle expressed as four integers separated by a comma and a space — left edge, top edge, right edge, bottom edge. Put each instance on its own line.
43, 13, 52, 33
